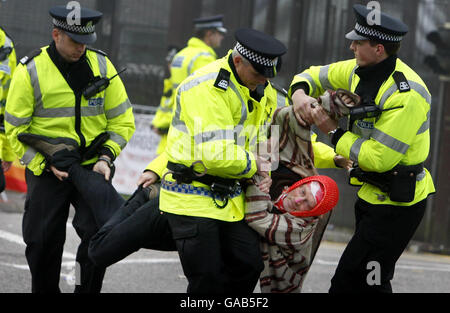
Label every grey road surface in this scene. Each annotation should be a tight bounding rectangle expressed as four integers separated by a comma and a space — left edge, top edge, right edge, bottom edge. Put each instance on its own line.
1, 208, 449, 293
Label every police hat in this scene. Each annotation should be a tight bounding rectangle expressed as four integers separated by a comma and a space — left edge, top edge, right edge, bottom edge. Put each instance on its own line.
345, 4, 408, 42
193, 15, 227, 34
49, 5, 102, 44
234, 28, 287, 78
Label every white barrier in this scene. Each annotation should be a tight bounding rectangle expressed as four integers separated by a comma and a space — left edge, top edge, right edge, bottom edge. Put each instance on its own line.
113, 106, 160, 195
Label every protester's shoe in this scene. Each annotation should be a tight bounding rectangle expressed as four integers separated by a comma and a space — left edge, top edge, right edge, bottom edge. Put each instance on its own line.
18, 133, 80, 171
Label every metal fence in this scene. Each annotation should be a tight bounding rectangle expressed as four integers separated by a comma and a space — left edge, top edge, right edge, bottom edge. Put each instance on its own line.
1, 0, 448, 252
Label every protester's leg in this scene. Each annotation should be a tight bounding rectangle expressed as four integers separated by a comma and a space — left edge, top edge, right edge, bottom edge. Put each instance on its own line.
221, 220, 264, 293
329, 198, 426, 293
89, 188, 176, 267
22, 169, 71, 293
68, 163, 125, 226
165, 213, 226, 293
71, 191, 107, 293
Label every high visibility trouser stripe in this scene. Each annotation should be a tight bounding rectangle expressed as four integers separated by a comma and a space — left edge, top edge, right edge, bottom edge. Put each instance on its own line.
187, 52, 213, 75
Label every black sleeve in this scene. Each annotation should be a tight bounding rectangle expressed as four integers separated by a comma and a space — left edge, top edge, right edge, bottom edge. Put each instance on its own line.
290, 82, 310, 96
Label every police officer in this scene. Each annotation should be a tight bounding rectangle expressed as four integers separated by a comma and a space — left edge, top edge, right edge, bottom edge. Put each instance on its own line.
151, 45, 179, 155
5, 6, 135, 293
157, 28, 286, 293
150, 15, 227, 154
0, 26, 16, 192
289, 4, 435, 292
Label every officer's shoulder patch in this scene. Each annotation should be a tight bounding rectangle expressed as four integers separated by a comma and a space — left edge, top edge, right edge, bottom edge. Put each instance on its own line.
19, 49, 42, 65
213, 68, 230, 91
87, 47, 108, 57
393, 71, 410, 93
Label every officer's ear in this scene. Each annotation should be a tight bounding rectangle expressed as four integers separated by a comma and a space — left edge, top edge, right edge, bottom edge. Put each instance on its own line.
52, 28, 62, 43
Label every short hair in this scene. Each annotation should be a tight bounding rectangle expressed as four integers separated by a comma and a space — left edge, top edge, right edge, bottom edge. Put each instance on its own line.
369, 40, 401, 56
195, 28, 216, 39
231, 47, 250, 65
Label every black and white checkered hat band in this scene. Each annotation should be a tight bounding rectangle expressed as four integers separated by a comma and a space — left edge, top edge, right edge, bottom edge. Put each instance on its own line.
53, 18, 95, 34
235, 42, 275, 67
355, 23, 402, 42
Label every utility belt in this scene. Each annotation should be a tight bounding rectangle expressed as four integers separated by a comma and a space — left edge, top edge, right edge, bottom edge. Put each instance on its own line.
349, 163, 424, 203
164, 161, 240, 209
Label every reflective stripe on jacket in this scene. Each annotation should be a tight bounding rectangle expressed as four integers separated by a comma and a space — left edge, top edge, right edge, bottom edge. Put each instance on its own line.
290, 58, 435, 205
5, 46, 135, 175
159, 50, 277, 221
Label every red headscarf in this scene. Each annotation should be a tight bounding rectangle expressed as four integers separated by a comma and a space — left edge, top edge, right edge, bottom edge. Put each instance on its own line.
274, 175, 339, 217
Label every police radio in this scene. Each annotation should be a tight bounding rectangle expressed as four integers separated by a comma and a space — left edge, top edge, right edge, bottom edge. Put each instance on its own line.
0, 47, 12, 62
349, 105, 404, 120
83, 68, 127, 99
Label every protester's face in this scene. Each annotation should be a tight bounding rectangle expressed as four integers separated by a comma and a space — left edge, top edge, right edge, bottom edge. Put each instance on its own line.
234, 55, 268, 91
282, 183, 317, 213
349, 40, 378, 67
53, 29, 86, 63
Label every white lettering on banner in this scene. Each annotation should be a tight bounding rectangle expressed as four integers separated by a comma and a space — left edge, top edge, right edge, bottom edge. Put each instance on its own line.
113, 113, 159, 195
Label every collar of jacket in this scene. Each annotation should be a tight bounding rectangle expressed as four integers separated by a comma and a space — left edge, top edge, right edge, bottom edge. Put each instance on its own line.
187, 36, 217, 58
227, 53, 268, 102
47, 41, 87, 73
355, 54, 397, 81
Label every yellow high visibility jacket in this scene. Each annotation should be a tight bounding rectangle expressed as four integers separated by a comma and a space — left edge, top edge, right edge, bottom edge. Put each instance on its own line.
146, 82, 338, 178
5, 46, 135, 176
151, 37, 218, 154
290, 58, 435, 205
151, 78, 173, 155
0, 27, 17, 162
159, 50, 277, 222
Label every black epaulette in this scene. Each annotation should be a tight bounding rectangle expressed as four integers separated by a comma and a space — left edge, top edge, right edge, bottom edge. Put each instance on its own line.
270, 81, 289, 97
0, 26, 14, 43
87, 47, 108, 57
213, 68, 230, 91
392, 71, 410, 93
19, 49, 42, 65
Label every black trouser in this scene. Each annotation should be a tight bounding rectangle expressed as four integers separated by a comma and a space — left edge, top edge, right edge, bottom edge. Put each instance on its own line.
66, 163, 175, 267
0, 160, 5, 193
165, 212, 264, 294
23, 166, 118, 293
88, 187, 176, 267
329, 197, 427, 293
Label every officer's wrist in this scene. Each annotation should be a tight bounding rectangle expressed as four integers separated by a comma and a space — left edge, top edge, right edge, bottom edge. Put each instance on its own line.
97, 155, 113, 168
328, 127, 345, 146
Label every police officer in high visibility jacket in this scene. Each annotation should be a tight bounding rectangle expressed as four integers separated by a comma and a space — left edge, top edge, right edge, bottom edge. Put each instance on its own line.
151, 46, 179, 155
150, 15, 226, 154
0, 26, 16, 192
290, 4, 435, 293
5, 6, 135, 293
159, 28, 286, 293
